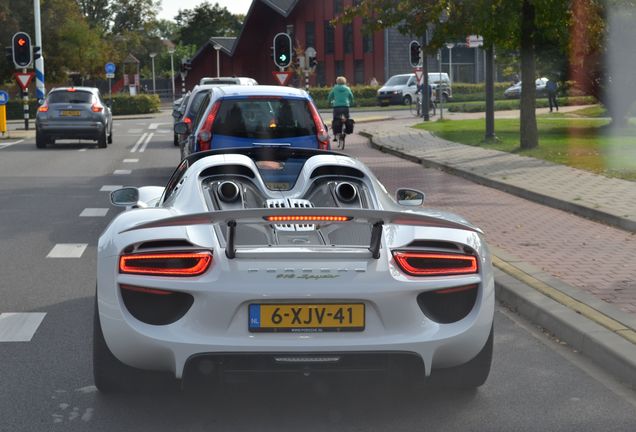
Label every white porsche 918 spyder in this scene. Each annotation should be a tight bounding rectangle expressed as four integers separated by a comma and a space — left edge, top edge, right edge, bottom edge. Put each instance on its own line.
94, 147, 494, 392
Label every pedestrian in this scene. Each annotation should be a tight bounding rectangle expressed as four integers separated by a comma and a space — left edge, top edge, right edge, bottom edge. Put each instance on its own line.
369, 77, 379, 86
546, 78, 558, 112
328, 76, 354, 141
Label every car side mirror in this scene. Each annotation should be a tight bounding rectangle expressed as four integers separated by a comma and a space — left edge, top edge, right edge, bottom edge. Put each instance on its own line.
396, 188, 425, 206
174, 121, 189, 134
172, 109, 181, 119
110, 187, 139, 207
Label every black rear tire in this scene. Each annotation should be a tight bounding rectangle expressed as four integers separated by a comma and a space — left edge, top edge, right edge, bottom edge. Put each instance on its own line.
97, 128, 107, 148
93, 294, 177, 393
107, 126, 113, 144
173, 133, 179, 146
35, 132, 48, 149
428, 325, 493, 389
403, 95, 412, 105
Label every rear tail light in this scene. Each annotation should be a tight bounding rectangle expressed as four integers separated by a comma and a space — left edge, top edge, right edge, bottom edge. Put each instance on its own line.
265, 215, 351, 222
307, 101, 330, 150
37, 103, 49, 112
392, 251, 478, 276
119, 251, 212, 276
197, 100, 222, 151
91, 103, 104, 113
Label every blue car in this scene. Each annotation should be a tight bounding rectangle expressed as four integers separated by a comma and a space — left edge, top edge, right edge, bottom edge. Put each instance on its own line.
175, 86, 330, 158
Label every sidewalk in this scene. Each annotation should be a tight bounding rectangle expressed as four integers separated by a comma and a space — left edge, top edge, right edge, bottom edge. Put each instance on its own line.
354, 111, 636, 388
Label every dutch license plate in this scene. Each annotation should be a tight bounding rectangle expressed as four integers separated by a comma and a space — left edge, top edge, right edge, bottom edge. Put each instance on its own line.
249, 303, 365, 332
61, 110, 81, 116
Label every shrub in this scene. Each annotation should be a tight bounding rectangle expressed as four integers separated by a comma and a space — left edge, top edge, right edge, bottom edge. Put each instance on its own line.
446, 96, 597, 113
110, 94, 160, 115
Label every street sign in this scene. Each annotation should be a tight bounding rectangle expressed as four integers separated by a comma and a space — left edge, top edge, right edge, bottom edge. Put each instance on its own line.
414, 67, 424, 85
0, 90, 9, 105
105, 62, 116, 74
466, 35, 484, 48
272, 71, 293, 86
14, 72, 35, 90
106, 73, 115, 79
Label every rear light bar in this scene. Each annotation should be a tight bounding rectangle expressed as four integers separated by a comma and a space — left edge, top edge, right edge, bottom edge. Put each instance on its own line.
197, 100, 222, 151
307, 100, 330, 150
392, 251, 478, 276
265, 215, 351, 222
119, 251, 212, 276
67, 88, 76, 92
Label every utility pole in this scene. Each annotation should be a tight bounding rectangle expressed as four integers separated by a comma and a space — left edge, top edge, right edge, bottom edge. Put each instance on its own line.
33, 0, 45, 100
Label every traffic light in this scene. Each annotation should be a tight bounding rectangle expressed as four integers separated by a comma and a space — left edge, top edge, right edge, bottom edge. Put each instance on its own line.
273, 33, 292, 68
308, 55, 318, 68
409, 40, 421, 67
12, 32, 32, 68
180, 59, 192, 73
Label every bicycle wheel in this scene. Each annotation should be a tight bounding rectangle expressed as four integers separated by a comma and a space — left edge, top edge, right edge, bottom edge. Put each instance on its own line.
336, 133, 345, 150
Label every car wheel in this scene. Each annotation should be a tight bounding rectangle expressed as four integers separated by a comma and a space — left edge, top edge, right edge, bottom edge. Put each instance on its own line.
107, 125, 113, 144
173, 133, 179, 147
97, 128, 107, 148
403, 95, 412, 105
35, 132, 48, 149
429, 325, 493, 390
93, 294, 176, 393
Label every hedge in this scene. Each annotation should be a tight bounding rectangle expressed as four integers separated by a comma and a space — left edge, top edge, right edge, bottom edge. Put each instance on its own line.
446, 96, 597, 113
109, 94, 160, 115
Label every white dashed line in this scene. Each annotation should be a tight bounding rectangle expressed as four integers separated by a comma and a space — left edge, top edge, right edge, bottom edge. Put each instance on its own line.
0, 313, 47, 342
123, 158, 138, 163
79, 208, 109, 217
114, 170, 132, 175
130, 133, 147, 152
138, 133, 153, 152
78, 148, 87, 152
100, 185, 123, 192
46, 244, 88, 258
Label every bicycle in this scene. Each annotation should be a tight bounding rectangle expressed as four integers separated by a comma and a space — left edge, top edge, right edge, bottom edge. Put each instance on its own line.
333, 113, 348, 150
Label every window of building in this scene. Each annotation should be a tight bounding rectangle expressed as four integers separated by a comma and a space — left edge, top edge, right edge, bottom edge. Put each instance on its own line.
334, 0, 344, 14
354, 60, 364, 85
316, 63, 326, 87
335, 60, 344, 79
363, 32, 373, 53
324, 21, 334, 54
305, 22, 315, 48
344, 24, 353, 54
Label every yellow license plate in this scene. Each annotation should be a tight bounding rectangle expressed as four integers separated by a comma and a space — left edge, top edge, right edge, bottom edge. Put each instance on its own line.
61, 110, 81, 116
249, 303, 365, 332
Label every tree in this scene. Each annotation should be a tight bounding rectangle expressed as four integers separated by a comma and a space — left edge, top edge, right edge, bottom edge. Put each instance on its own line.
110, 0, 160, 34
175, 1, 242, 48
77, 0, 111, 32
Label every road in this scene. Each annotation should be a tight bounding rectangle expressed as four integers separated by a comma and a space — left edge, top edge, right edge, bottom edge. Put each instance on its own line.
0, 111, 634, 431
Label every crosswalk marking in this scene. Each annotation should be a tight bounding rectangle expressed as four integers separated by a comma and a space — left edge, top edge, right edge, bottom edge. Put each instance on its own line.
113, 170, 132, 175
46, 244, 87, 258
0, 313, 46, 342
100, 185, 123, 192
138, 133, 153, 152
130, 133, 147, 152
123, 159, 138, 163
79, 208, 109, 217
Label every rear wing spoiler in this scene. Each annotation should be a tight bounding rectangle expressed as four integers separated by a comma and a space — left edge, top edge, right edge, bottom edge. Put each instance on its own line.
121, 207, 482, 259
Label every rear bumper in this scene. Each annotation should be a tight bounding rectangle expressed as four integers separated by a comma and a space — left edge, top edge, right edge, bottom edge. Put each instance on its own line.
36, 122, 105, 140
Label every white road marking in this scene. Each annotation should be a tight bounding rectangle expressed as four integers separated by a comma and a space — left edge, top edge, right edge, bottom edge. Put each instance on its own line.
100, 185, 123, 192
127, 128, 143, 134
113, 169, 132, 175
148, 122, 170, 130
139, 132, 153, 152
78, 148, 87, 152
46, 244, 87, 258
0, 139, 25, 149
0, 313, 46, 342
130, 133, 147, 152
123, 158, 138, 163
79, 208, 109, 217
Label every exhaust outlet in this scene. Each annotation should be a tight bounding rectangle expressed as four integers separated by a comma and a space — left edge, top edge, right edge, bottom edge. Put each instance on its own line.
217, 181, 240, 203
335, 182, 357, 202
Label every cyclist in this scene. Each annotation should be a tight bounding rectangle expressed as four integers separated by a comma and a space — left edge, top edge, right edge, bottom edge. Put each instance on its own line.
328, 76, 354, 141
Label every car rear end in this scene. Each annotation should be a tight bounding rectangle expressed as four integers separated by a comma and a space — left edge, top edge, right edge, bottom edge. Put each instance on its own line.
193, 88, 329, 152
36, 88, 107, 141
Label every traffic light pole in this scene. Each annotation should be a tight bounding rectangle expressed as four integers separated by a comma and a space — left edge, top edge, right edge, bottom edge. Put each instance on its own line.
22, 68, 29, 130
33, 0, 45, 100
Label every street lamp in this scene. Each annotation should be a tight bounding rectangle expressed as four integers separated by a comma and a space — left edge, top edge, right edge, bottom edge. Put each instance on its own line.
149, 52, 157, 94
446, 43, 455, 83
168, 47, 175, 103
213, 44, 221, 78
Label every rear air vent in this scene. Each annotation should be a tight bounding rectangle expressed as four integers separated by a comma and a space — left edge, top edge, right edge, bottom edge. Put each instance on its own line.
136, 240, 194, 250
200, 164, 255, 179
403, 240, 464, 253
310, 166, 364, 179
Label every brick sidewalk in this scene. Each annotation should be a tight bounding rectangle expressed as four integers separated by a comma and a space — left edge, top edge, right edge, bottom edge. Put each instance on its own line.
344, 125, 636, 317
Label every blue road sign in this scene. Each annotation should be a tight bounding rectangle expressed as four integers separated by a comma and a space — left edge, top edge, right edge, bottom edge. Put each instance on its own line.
105, 62, 116, 74
0, 90, 9, 105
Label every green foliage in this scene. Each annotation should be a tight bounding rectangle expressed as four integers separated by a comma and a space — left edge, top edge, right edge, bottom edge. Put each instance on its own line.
446, 96, 597, 113
4, 100, 39, 120
175, 2, 242, 47
110, 94, 160, 115
309, 85, 379, 108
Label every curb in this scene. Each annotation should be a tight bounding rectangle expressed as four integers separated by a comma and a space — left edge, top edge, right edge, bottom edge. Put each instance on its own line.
361, 131, 636, 233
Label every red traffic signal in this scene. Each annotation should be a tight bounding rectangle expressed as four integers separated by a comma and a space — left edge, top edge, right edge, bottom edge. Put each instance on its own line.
12, 32, 32, 68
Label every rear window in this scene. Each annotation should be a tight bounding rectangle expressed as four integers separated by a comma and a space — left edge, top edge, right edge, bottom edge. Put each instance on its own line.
187, 91, 211, 117
47, 90, 93, 104
201, 79, 239, 85
213, 98, 315, 139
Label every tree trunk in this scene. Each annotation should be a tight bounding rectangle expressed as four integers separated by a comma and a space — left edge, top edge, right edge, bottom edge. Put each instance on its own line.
519, 0, 538, 150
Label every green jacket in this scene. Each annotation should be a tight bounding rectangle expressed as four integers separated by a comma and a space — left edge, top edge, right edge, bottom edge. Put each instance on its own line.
328, 84, 354, 107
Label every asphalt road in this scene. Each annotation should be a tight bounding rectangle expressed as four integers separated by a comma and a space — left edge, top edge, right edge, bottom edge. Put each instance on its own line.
0, 112, 634, 431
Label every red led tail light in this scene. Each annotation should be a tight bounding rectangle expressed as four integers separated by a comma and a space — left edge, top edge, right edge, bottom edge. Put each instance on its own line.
265, 215, 351, 222
392, 251, 478, 276
119, 251, 212, 276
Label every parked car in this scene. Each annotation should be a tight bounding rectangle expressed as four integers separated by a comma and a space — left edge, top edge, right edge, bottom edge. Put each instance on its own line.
503, 77, 549, 99
94, 146, 494, 393
377, 73, 452, 106
199, 76, 258, 86
174, 85, 217, 159
172, 92, 190, 147
35, 86, 112, 149
176, 85, 329, 158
